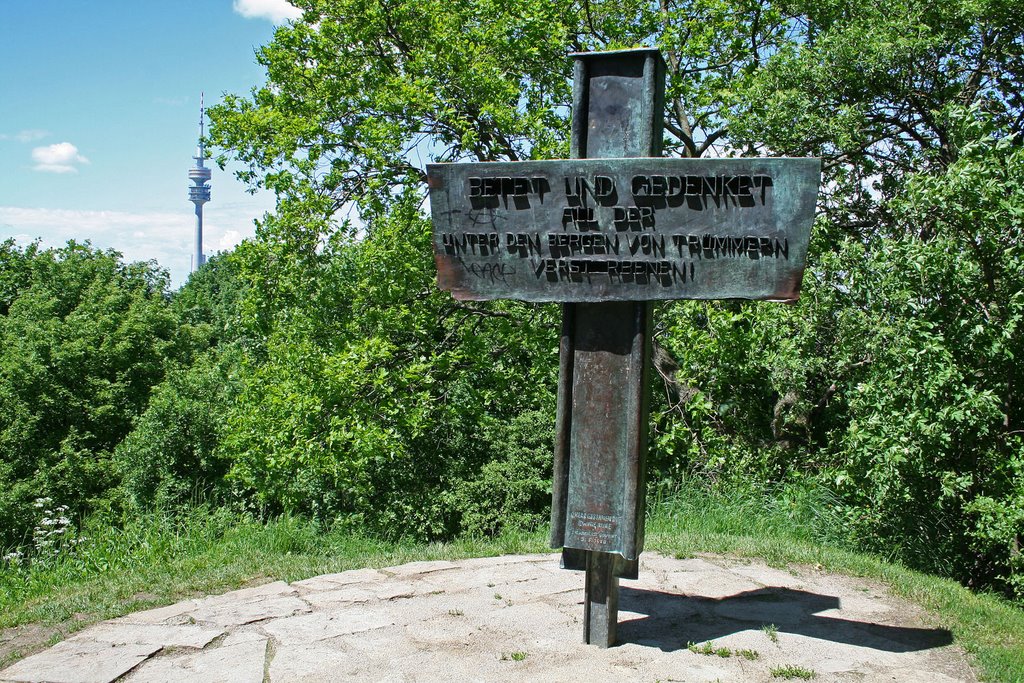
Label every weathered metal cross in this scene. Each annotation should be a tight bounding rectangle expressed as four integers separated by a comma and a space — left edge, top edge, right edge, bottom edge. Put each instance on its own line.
427, 48, 819, 647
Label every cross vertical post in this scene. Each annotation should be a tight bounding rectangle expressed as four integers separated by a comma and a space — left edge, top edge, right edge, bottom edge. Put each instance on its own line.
426, 47, 819, 651
549, 48, 666, 647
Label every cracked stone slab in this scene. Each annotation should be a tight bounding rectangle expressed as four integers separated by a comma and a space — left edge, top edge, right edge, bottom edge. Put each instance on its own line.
0, 639, 160, 683
299, 585, 379, 608
261, 610, 394, 645
120, 635, 267, 683
108, 600, 201, 625
654, 556, 727, 573
729, 564, 808, 588
658, 568, 764, 598
369, 580, 423, 601
291, 568, 384, 592
378, 560, 459, 577
267, 641, 354, 681
457, 554, 558, 569
218, 630, 267, 647
202, 580, 296, 604
189, 594, 311, 626
2, 552, 978, 683
299, 581, 438, 608
68, 622, 223, 649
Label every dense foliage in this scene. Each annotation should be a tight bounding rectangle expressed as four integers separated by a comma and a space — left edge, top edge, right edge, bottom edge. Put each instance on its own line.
0, 241, 177, 549
216, 197, 558, 538
204, 0, 1023, 596
114, 253, 245, 511
2, 0, 1021, 600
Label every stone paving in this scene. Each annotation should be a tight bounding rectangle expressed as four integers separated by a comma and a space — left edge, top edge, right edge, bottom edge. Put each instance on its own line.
0, 552, 976, 682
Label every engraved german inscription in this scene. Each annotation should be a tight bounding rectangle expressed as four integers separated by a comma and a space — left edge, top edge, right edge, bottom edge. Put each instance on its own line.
429, 158, 820, 303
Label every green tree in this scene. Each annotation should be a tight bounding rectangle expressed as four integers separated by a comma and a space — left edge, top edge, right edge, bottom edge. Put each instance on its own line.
115, 251, 249, 511
219, 196, 558, 538
170, 251, 248, 354
712, 2, 1024, 589
115, 346, 242, 511
0, 241, 177, 548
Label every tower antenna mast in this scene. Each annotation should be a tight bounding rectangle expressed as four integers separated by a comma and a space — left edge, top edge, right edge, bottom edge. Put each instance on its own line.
188, 92, 212, 271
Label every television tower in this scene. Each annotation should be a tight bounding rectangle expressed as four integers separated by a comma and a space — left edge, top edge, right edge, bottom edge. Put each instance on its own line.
188, 93, 212, 271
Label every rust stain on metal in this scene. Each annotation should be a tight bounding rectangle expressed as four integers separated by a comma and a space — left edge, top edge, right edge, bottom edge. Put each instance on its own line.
434, 253, 473, 300
771, 270, 805, 302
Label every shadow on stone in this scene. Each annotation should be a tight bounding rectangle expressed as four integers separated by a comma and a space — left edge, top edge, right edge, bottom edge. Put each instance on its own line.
617, 586, 954, 653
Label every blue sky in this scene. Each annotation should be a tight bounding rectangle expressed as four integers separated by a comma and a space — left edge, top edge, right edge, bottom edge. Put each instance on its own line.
0, 0, 302, 287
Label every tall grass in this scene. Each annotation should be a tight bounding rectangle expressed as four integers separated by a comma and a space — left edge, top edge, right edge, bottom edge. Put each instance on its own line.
648, 475, 848, 548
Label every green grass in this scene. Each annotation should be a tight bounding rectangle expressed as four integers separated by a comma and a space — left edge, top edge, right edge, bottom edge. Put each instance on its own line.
687, 640, 718, 656
687, 641, 760, 660
770, 664, 817, 679
2, 484, 1023, 681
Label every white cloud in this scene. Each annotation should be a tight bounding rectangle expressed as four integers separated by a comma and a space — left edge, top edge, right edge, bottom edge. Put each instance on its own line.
17, 129, 49, 143
0, 205, 262, 288
31, 142, 89, 174
233, 0, 302, 22
0, 129, 49, 143
218, 229, 244, 251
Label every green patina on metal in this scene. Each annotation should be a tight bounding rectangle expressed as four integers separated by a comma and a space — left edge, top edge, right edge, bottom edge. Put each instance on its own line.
428, 157, 819, 303
427, 47, 820, 648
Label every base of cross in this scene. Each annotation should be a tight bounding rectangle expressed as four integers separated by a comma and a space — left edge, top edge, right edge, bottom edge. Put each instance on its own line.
562, 548, 638, 647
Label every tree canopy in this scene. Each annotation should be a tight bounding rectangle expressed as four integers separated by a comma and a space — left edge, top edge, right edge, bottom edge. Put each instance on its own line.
0, 240, 177, 548
3, 0, 1020, 600
204, 0, 1023, 596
